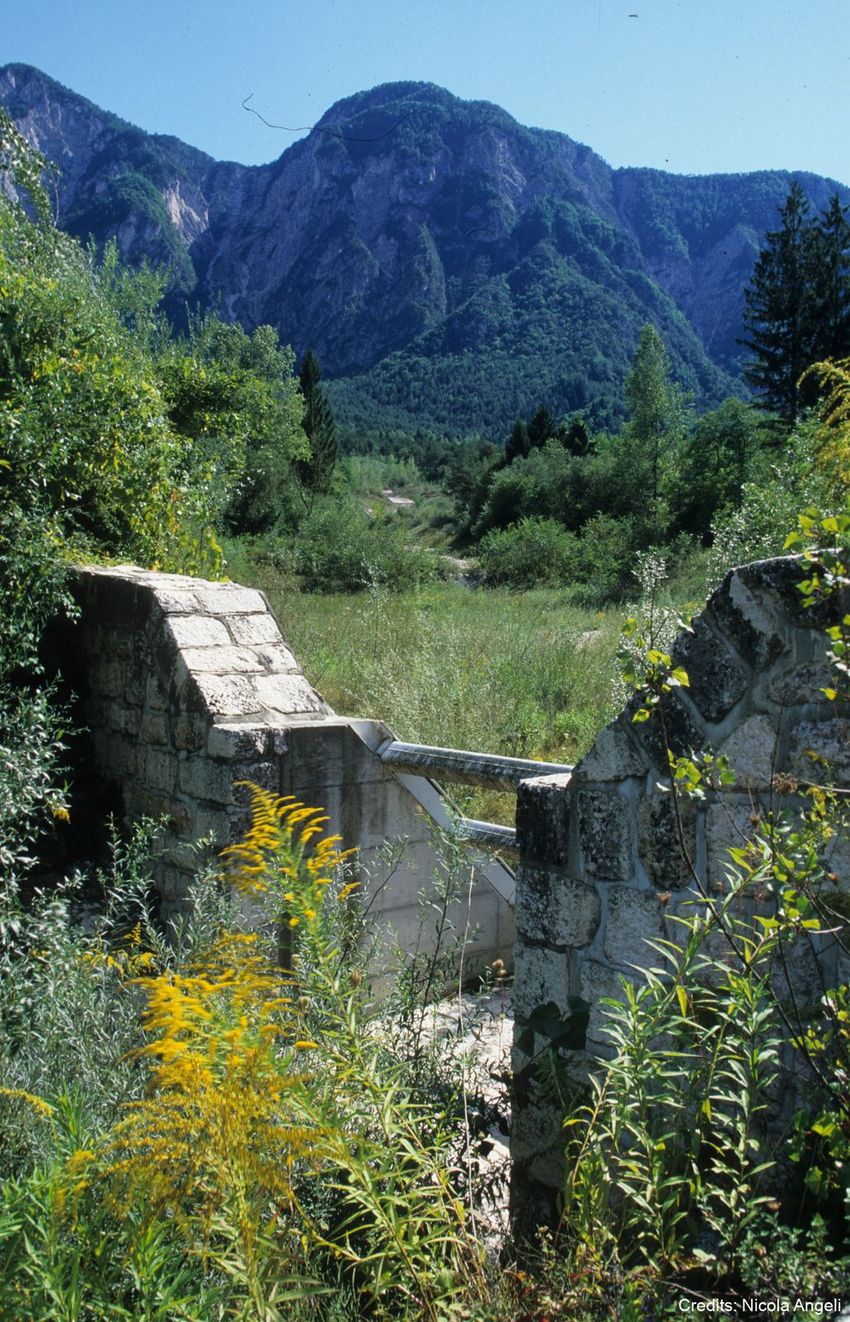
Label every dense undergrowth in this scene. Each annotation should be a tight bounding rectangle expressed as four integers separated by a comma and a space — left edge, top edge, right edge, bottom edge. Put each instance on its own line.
3, 518, 850, 1315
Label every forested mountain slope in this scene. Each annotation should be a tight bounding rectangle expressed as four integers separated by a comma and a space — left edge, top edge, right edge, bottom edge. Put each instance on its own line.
3, 63, 847, 438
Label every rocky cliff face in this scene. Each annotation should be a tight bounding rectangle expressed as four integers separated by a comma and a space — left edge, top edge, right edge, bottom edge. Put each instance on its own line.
3, 63, 848, 435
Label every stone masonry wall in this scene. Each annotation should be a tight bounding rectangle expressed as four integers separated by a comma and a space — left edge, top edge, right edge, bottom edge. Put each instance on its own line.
510, 556, 850, 1231
66, 566, 515, 984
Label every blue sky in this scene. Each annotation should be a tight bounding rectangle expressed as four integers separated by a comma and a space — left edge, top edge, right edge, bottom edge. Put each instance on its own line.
4, 0, 850, 183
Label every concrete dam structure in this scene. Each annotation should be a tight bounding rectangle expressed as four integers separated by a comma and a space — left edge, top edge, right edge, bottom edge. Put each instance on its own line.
55, 556, 849, 1233
58, 565, 519, 986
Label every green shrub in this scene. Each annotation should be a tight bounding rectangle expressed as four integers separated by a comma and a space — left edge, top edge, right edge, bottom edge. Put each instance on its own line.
295, 500, 440, 592
576, 512, 637, 600
478, 517, 579, 587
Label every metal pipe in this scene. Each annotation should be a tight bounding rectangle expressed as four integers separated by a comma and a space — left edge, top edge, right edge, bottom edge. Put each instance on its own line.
378, 739, 572, 790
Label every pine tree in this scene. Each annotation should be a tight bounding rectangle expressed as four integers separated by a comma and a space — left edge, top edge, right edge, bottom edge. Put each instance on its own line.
527, 403, 558, 449
742, 185, 850, 425
298, 349, 337, 497
741, 182, 816, 424
562, 417, 590, 456
504, 418, 530, 464
809, 193, 850, 365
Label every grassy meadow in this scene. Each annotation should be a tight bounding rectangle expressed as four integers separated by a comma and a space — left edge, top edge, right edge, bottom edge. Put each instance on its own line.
225, 542, 626, 821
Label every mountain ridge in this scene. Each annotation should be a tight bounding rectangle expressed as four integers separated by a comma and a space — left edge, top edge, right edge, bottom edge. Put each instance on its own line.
3, 62, 848, 440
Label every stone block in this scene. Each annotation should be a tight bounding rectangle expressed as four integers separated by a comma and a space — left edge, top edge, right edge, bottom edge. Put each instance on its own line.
166, 799, 192, 836
705, 799, 768, 892
191, 673, 262, 718
155, 867, 183, 902
575, 721, 648, 782
708, 570, 786, 671
513, 940, 571, 1019
140, 710, 169, 746
580, 958, 641, 1048
603, 886, 666, 969
207, 723, 271, 760
190, 804, 231, 844
192, 585, 267, 616
232, 759, 279, 792
717, 714, 777, 789
181, 645, 266, 675
254, 672, 327, 717
516, 774, 571, 865
178, 757, 235, 805
166, 839, 216, 873
100, 626, 133, 660
104, 734, 136, 777
577, 789, 633, 881
124, 669, 145, 705
110, 701, 142, 738
768, 660, 834, 707
227, 612, 284, 645
738, 557, 840, 631
637, 791, 696, 889
171, 713, 208, 752
145, 675, 168, 713
789, 717, 850, 785
510, 1092, 565, 1167
95, 659, 124, 699
144, 748, 178, 794
629, 689, 705, 771
153, 589, 199, 615
671, 615, 748, 724
253, 642, 300, 673
85, 696, 111, 731
123, 783, 173, 822
160, 895, 195, 921
515, 863, 601, 948
166, 615, 231, 649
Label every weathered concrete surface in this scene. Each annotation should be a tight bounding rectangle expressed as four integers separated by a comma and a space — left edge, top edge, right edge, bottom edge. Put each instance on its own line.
64, 566, 516, 983
511, 556, 850, 1231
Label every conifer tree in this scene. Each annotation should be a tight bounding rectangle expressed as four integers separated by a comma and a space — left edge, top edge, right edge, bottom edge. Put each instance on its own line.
562, 417, 590, 456
527, 403, 558, 449
298, 349, 337, 496
504, 418, 530, 464
738, 183, 850, 425
624, 323, 684, 507
809, 193, 850, 365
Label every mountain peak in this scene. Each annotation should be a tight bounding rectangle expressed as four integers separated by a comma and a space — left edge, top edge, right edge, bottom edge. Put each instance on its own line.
314, 80, 519, 136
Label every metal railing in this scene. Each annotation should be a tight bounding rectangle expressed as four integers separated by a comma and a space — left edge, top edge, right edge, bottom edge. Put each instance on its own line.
378, 738, 573, 858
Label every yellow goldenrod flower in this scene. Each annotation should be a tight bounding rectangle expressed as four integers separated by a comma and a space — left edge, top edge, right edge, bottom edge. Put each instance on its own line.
0, 1086, 54, 1117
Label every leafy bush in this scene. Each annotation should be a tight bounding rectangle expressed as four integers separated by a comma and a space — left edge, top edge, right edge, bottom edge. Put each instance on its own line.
478, 517, 579, 587
295, 500, 440, 592
577, 512, 638, 601
0, 789, 497, 1319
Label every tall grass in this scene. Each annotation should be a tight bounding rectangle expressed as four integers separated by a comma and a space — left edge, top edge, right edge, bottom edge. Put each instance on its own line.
231, 567, 623, 766
225, 560, 625, 820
